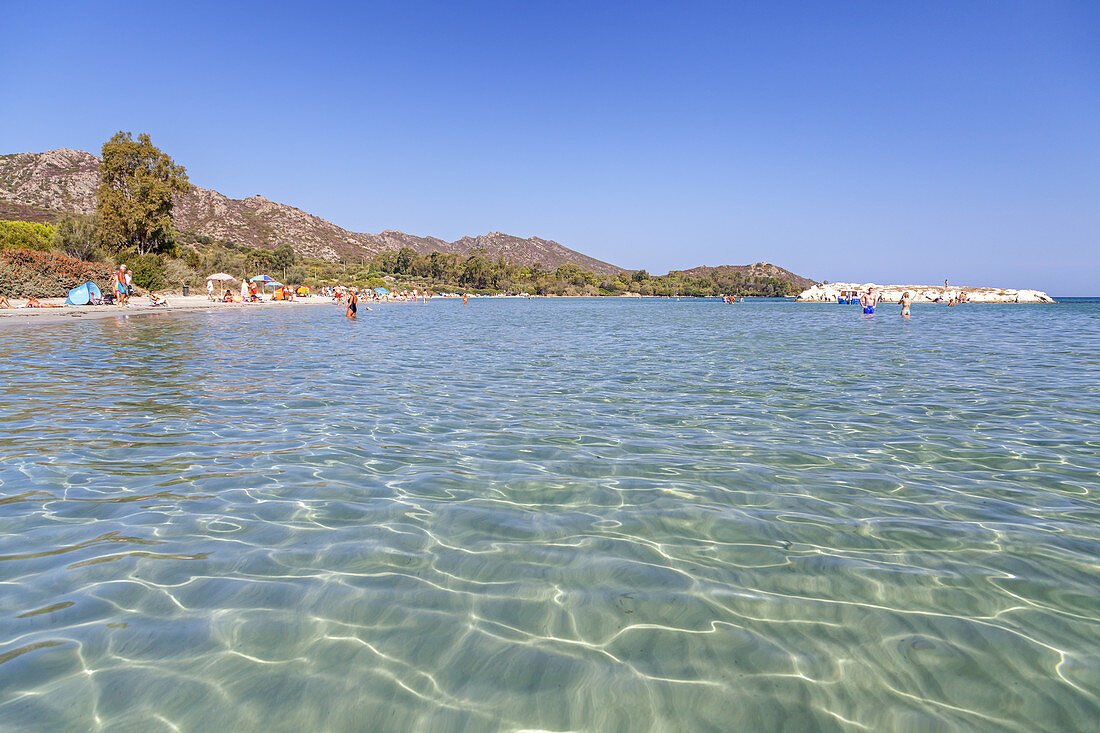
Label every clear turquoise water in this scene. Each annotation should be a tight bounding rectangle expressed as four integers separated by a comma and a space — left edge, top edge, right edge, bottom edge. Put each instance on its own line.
1, 298, 1098, 732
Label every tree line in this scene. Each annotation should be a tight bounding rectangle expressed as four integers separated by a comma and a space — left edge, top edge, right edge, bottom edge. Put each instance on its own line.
352, 247, 798, 296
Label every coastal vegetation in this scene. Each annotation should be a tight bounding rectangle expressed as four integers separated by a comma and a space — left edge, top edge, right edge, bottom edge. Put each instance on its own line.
0, 220, 802, 298
0, 220, 55, 251
0, 248, 112, 298
170, 237, 801, 297
1, 133, 802, 299
349, 247, 799, 296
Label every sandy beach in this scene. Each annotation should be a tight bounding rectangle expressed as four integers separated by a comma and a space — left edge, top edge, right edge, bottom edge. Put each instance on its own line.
0, 294, 335, 325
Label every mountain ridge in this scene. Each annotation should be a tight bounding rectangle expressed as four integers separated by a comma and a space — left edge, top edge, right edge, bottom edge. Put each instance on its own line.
0, 148, 624, 274
1, 148, 820, 289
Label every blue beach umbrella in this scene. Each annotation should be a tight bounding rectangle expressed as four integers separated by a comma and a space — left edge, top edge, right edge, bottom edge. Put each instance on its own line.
258, 280, 282, 297
374, 287, 390, 295
250, 275, 274, 283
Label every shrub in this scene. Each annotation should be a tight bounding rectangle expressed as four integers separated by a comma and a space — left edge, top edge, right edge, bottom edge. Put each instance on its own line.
121, 253, 167, 291
164, 257, 199, 290
51, 214, 98, 260
0, 220, 56, 251
0, 249, 113, 298
285, 265, 307, 284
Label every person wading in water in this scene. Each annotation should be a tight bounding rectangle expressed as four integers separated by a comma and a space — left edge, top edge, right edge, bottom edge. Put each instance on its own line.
859, 287, 879, 315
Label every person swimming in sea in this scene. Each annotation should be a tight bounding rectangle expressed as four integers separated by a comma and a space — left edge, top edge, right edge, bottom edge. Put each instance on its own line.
859, 287, 879, 314
900, 291, 912, 317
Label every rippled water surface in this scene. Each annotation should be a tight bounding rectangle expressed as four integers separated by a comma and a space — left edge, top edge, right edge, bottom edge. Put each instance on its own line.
1, 298, 1098, 731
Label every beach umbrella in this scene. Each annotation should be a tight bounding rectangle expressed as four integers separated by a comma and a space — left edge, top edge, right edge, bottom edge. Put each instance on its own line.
250, 275, 274, 283
206, 273, 237, 297
258, 281, 283, 300
374, 287, 390, 295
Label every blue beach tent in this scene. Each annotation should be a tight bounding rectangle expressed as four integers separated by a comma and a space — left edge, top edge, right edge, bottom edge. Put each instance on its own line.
374, 287, 390, 295
64, 281, 103, 306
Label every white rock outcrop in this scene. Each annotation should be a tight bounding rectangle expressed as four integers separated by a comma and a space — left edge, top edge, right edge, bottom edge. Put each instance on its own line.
797, 283, 1055, 304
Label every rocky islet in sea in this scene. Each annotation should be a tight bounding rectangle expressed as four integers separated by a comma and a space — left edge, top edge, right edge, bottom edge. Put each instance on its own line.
797, 282, 1055, 303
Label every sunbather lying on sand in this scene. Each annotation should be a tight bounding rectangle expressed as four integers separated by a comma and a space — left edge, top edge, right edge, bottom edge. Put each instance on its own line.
24, 297, 62, 308
148, 292, 168, 307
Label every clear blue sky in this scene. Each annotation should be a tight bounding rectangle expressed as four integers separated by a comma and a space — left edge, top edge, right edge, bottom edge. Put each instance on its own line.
2, 1, 1098, 293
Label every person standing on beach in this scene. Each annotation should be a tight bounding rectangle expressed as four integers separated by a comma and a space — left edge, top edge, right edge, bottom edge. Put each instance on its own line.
114, 265, 129, 306
900, 291, 912, 317
240, 277, 248, 303
859, 287, 879, 314
206, 279, 214, 301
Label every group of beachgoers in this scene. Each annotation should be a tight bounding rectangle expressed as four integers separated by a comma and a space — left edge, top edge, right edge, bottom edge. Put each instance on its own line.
328, 285, 445, 318
107, 264, 167, 307
857, 287, 913, 316
856, 278, 971, 316
112, 264, 132, 305
325, 285, 437, 303
328, 285, 459, 318
206, 278, 304, 304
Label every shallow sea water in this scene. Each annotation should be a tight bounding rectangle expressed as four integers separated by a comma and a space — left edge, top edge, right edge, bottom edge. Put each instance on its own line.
0, 297, 1098, 732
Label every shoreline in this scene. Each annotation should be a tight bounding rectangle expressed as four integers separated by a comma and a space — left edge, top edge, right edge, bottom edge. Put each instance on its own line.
3, 291, 1081, 326
0, 294, 333, 325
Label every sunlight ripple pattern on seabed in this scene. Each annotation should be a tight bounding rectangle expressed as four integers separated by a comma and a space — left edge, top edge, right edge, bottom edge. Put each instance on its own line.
0, 298, 1098, 731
